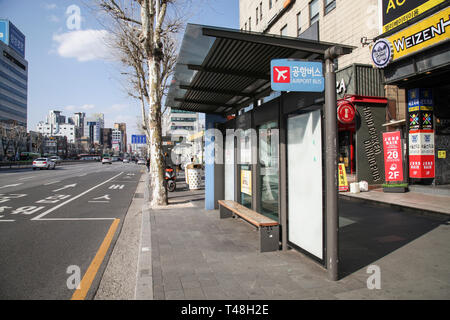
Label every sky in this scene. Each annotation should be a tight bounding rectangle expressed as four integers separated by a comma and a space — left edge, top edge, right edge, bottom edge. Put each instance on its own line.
0, 0, 239, 142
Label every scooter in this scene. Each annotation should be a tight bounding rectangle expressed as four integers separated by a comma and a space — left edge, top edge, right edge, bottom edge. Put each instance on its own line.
164, 166, 176, 192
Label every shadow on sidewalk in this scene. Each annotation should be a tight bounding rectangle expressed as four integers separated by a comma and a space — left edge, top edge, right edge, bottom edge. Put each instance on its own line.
338, 198, 449, 279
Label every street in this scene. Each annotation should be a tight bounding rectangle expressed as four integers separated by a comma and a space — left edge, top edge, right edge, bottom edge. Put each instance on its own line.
0, 162, 143, 300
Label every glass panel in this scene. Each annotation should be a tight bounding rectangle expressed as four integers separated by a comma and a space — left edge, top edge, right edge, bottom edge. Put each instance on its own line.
259, 121, 279, 221
240, 129, 252, 209
225, 133, 235, 200
309, 0, 319, 25
287, 110, 323, 260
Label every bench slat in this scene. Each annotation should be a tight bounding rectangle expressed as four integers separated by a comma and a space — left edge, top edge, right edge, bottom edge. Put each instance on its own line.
218, 200, 278, 227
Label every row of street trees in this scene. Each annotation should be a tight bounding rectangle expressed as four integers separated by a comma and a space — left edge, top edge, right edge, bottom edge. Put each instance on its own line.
97, 0, 187, 206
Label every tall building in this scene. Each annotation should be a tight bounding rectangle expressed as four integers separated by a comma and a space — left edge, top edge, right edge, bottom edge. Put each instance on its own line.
36, 110, 77, 143
0, 19, 27, 127
84, 113, 104, 145
114, 122, 127, 153
101, 128, 112, 150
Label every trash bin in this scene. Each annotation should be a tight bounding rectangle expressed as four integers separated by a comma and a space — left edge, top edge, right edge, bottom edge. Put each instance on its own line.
185, 163, 202, 190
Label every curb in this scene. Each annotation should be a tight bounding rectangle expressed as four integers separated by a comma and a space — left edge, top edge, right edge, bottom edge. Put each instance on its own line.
339, 193, 450, 221
134, 172, 153, 299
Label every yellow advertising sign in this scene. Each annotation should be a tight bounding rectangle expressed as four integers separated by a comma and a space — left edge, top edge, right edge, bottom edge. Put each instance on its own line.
382, 0, 446, 33
387, 7, 450, 61
241, 170, 252, 196
438, 150, 447, 159
338, 163, 349, 192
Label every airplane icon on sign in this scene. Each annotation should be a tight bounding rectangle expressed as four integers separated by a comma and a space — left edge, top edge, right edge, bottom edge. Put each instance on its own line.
273, 66, 290, 83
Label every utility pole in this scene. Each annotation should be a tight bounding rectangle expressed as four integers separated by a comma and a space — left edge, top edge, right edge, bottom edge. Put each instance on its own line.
324, 46, 344, 281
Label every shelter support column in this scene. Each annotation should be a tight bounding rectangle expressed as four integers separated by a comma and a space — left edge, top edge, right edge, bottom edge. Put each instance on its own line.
205, 114, 227, 210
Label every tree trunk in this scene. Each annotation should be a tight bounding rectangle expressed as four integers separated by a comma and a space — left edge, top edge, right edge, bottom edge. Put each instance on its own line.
148, 56, 167, 206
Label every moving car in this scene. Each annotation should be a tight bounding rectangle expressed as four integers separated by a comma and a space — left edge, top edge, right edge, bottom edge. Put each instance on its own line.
32, 158, 56, 170
137, 159, 146, 165
49, 156, 62, 164
102, 157, 112, 164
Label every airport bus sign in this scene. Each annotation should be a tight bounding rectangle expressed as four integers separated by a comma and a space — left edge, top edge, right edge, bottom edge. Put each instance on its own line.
271, 59, 324, 92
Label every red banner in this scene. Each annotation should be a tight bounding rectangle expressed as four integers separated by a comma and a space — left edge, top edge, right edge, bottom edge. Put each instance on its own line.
408, 130, 435, 178
383, 131, 404, 182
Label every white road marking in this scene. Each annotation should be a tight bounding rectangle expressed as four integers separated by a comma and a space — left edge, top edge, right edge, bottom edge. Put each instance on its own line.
52, 184, 77, 192
0, 183, 23, 189
18, 176, 34, 181
92, 195, 111, 200
31, 172, 123, 221
44, 180, 61, 185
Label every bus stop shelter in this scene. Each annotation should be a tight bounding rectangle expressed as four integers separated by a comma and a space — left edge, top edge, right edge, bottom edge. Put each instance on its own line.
166, 24, 353, 280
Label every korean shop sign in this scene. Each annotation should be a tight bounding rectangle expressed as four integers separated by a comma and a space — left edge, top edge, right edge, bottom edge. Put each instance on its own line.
386, 6, 450, 61
381, 0, 446, 33
271, 59, 324, 92
383, 131, 404, 182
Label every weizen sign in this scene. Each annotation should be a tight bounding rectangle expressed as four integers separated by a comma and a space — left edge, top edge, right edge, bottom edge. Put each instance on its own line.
271, 59, 324, 92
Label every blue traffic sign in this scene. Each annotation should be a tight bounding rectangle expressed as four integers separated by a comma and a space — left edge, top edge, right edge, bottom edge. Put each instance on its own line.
271, 59, 324, 92
132, 135, 147, 145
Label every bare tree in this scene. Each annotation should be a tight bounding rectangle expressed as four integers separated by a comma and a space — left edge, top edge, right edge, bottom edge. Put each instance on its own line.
97, 0, 183, 206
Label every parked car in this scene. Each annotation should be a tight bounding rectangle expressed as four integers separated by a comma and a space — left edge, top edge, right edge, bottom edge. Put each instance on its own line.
32, 158, 56, 170
123, 158, 130, 163
102, 157, 112, 164
49, 156, 62, 164
137, 159, 146, 165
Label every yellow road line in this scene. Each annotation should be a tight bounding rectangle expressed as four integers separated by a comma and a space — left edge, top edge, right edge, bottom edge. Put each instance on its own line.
71, 218, 120, 300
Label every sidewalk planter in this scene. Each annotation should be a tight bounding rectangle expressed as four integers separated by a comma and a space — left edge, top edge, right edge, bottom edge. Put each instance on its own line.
382, 183, 408, 193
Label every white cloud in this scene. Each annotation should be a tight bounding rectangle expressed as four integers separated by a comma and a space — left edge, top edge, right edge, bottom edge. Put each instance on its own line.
111, 104, 129, 112
52, 29, 115, 62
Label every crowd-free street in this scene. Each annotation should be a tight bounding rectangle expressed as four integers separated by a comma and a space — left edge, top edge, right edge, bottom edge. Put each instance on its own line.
0, 162, 142, 299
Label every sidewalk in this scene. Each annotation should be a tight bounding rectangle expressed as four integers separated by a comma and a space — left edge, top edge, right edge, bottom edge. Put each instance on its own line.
131, 175, 450, 300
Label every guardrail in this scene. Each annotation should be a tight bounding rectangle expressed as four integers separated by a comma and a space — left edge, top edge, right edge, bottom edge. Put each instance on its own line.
0, 160, 99, 170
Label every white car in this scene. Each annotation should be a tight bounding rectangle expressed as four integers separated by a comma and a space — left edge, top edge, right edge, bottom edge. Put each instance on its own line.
123, 158, 130, 163
102, 157, 112, 164
49, 156, 62, 164
32, 158, 56, 170
137, 159, 146, 165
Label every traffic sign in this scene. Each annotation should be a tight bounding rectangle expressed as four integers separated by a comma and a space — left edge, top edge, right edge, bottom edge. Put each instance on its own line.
271, 59, 324, 92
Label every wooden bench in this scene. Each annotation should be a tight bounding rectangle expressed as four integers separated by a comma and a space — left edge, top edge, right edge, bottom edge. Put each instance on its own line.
218, 200, 279, 252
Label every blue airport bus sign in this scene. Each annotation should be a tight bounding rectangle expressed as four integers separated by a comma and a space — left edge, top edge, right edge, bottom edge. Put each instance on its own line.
271, 59, 324, 92
132, 135, 147, 145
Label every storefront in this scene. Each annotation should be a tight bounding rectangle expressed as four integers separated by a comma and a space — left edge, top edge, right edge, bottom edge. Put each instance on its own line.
374, 2, 450, 185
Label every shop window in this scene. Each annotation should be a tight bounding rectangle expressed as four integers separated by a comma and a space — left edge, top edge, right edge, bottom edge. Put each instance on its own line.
280, 24, 288, 36
324, 0, 336, 15
309, 0, 319, 25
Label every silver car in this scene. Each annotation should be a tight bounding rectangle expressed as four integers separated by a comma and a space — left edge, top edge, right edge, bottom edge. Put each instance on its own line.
32, 158, 56, 170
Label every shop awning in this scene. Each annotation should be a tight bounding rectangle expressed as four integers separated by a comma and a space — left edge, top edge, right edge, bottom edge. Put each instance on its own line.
165, 24, 354, 116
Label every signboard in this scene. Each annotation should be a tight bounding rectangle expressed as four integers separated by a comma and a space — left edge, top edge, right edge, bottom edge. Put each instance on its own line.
131, 134, 147, 144
383, 131, 404, 182
8, 21, 25, 57
438, 150, 446, 159
371, 38, 394, 68
337, 101, 356, 124
409, 130, 435, 178
381, 0, 445, 33
271, 59, 324, 92
386, 6, 450, 62
0, 20, 8, 46
240, 170, 252, 196
338, 163, 349, 191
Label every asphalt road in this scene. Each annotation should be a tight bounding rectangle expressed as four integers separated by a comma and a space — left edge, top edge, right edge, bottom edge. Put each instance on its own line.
0, 161, 144, 300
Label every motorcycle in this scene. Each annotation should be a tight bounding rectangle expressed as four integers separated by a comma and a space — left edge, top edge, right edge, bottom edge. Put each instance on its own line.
164, 166, 176, 192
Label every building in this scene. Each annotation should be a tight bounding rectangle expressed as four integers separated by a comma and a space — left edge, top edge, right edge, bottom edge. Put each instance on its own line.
372, 1, 450, 186
36, 110, 77, 143
112, 128, 122, 153
84, 113, 104, 145
0, 19, 27, 128
101, 128, 112, 150
114, 122, 127, 153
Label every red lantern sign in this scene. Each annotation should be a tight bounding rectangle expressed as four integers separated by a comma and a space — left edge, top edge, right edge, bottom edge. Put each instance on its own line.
337, 101, 355, 124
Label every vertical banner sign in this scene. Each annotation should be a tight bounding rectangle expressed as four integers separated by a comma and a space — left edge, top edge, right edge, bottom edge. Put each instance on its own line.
383, 131, 404, 182
409, 130, 435, 178
338, 163, 349, 191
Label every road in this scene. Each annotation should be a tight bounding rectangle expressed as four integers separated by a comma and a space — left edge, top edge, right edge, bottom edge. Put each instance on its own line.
0, 161, 144, 300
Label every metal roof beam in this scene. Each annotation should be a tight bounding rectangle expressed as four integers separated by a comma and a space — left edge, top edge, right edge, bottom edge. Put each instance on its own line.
187, 64, 270, 80
174, 98, 234, 108
202, 27, 354, 56
179, 85, 254, 98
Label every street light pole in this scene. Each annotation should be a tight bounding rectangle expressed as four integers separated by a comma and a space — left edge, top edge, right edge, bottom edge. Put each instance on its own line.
324, 46, 344, 281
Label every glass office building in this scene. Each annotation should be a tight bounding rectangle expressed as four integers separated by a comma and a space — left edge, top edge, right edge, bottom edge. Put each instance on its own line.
0, 20, 27, 127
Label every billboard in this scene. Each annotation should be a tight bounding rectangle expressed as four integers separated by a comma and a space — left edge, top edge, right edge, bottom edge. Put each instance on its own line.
380, 0, 446, 33
0, 20, 25, 57
383, 131, 404, 182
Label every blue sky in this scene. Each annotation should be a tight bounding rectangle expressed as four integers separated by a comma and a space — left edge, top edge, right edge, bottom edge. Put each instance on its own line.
0, 0, 239, 141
